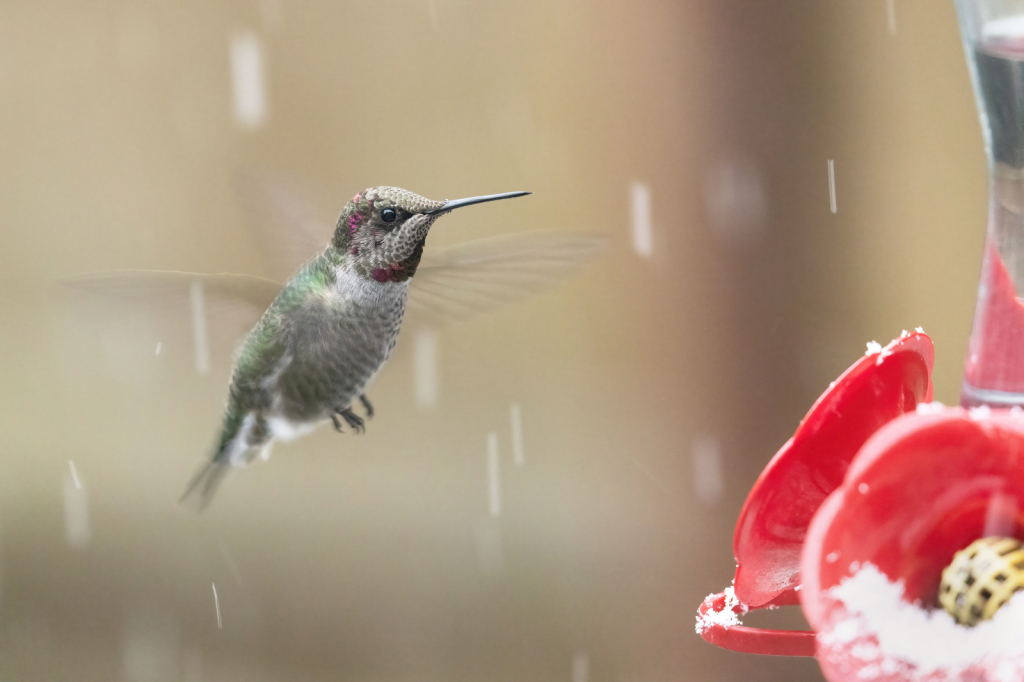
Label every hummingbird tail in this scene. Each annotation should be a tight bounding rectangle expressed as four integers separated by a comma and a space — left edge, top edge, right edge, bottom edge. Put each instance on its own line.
178, 458, 231, 512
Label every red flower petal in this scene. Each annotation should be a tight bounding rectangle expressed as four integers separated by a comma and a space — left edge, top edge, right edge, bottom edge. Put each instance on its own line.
732, 332, 934, 608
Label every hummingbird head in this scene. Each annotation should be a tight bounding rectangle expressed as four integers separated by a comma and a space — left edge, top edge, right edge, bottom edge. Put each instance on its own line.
332, 186, 530, 283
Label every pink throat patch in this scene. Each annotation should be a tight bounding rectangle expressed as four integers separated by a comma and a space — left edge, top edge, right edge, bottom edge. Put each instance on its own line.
371, 263, 404, 283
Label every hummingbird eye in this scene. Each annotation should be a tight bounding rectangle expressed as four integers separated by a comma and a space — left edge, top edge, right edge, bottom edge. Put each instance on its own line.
380, 208, 397, 223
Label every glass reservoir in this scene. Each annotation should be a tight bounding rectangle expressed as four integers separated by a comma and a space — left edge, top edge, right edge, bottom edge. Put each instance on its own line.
957, 0, 1024, 406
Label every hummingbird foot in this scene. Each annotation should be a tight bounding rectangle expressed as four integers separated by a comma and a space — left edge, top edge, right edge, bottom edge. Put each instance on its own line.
332, 407, 366, 434
359, 394, 374, 419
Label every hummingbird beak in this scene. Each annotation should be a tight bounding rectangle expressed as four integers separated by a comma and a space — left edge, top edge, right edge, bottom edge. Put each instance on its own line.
427, 191, 531, 214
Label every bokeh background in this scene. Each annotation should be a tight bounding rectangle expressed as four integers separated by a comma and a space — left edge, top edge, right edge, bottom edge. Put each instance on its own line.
0, 0, 987, 680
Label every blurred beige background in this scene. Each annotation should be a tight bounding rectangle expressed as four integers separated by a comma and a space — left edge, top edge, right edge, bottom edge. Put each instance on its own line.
0, 0, 985, 680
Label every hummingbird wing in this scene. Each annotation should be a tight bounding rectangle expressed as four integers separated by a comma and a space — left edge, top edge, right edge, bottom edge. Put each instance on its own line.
405, 231, 606, 327
62, 270, 283, 371
234, 169, 333, 281
63, 270, 283, 309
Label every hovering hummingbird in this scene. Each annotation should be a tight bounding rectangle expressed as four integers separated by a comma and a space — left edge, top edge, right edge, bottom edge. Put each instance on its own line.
65, 175, 604, 509
178, 186, 532, 507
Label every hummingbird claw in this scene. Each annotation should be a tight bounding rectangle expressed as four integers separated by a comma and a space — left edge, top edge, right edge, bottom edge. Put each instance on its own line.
359, 394, 374, 419
333, 407, 366, 434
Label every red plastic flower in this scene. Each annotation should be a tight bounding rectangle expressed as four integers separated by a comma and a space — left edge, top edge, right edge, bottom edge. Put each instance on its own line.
801, 407, 1024, 681
696, 331, 934, 656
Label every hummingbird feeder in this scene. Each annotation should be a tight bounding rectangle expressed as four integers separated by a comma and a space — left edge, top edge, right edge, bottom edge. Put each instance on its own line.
696, 331, 1024, 680
695, 1, 1024, 678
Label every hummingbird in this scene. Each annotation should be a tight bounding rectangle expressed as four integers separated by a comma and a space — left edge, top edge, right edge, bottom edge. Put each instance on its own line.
64, 173, 604, 509
178, 186, 531, 508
